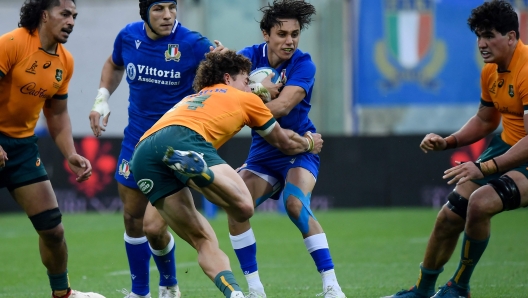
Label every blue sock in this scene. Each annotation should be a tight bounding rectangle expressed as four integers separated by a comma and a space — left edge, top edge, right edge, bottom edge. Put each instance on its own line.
150, 233, 177, 287
230, 228, 258, 274
305, 233, 334, 272
124, 233, 151, 296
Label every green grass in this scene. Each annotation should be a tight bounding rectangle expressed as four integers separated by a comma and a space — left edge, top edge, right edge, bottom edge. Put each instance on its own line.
0, 208, 527, 297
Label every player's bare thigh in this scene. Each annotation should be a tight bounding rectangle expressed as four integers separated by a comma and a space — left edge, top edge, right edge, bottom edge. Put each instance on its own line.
118, 182, 149, 219
192, 164, 252, 207
239, 169, 275, 206
154, 187, 218, 249
11, 180, 58, 216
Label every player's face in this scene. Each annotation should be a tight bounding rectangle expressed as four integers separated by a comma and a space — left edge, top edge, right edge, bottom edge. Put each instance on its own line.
148, 2, 177, 38
226, 72, 250, 92
476, 28, 516, 70
263, 18, 300, 66
43, 0, 77, 44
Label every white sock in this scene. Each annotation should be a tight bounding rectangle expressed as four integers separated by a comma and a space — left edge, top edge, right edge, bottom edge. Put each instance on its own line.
245, 271, 265, 293
321, 269, 341, 292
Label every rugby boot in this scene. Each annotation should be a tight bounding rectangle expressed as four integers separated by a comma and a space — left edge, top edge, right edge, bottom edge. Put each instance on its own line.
162, 148, 207, 177
431, 281, 470, 298
381, 286, 432, 298
159, 285, 181, 298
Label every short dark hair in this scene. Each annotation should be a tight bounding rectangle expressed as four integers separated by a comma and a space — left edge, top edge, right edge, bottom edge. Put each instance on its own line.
259, 0, 316, 34
467, 0, 519, 39
192, 51, 252, 92
19, 0, 75, 34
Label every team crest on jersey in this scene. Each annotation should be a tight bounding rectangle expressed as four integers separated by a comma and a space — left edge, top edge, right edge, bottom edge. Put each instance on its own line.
374, 0, 446, 90
26, 61, 38, 74
55, 69, 63, 82
119, 159, 131, 179
165, 44, 182, 62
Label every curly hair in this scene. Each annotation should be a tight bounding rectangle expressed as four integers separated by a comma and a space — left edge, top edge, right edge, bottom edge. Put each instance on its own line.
192, 51, 252, 92
19, 0, 74, 34
259, 0, 316, 34
468, 0, 519, 39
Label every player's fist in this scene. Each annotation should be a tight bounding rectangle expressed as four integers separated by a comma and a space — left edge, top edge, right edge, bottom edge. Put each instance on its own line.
420, 133, 446, 153
89, 88, 111, 137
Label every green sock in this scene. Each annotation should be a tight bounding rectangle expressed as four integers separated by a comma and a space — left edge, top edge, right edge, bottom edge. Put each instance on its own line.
192, 168, 215, 187
415, 263, 443, 296
48, 270, 69, 291
214, 270, 241, 298
451, 233, 489, 289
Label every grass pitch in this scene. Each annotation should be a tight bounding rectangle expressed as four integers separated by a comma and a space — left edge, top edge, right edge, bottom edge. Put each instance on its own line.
0, 208, 526, 297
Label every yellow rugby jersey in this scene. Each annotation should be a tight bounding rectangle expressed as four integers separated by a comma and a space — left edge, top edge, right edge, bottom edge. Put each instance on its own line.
481, 40, 528, 146
141, 84, 276, 149
0, 28, 74, 138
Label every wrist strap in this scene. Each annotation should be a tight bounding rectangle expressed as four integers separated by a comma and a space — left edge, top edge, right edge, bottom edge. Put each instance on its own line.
305, 132, 314, 152
474, 159, 498, 176
444, 134, 458, 150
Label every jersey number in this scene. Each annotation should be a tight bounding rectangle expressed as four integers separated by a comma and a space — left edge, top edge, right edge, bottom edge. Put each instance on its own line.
167, 94, 211, 112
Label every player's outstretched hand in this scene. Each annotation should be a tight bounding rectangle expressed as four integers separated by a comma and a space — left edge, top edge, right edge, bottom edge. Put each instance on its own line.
210, 40, 228, 53
67, 154, 92, 183
443, 161, 483, 185
90, 88, 111, 137
261, 73, 283, 99
420, 133, 446, 153
0, 145, 8, 168
306, 131, 323, 154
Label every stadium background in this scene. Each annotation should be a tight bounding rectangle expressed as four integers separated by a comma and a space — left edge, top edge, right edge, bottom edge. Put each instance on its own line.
1, 0, 524, 212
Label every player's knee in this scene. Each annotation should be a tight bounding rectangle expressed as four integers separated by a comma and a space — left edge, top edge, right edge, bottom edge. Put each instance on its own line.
284, 195, 303, 217
143, 218, 167, 239
446, 191, 469, 220
434, 207, 465, 237
283, 182, 316, 234
231, 200, 254, 222
487, 175, 521, 212
29, 208, 62, 231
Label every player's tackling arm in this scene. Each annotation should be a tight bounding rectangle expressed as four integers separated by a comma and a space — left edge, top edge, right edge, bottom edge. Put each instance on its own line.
259, 121, 322, 155
89, 55, 125, 137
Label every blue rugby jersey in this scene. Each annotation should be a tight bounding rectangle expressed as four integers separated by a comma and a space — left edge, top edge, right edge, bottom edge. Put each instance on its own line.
112, 21, 212, 142
239, 43, 317, 160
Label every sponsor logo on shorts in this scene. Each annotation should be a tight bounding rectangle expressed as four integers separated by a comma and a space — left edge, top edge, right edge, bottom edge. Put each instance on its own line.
36, 158, 41, 167
118, 159, 131, 179
138, 179, 154, 194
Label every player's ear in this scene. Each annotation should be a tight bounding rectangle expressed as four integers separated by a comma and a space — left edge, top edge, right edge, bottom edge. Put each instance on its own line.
224, 73, 231, 85
262, 30, 269, 43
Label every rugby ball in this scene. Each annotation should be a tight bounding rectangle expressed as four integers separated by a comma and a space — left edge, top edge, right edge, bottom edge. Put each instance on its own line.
248, 67, 282, 103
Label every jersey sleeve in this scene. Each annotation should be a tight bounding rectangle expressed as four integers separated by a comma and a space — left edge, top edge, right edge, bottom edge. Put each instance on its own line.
480, 65, 494, 107
54, 50, 74, 100
285, 55, 316, 94
0, 32, 19, 77
241, 92, 276, 135
111, 28, 126, 67
518, 66, 528, 113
